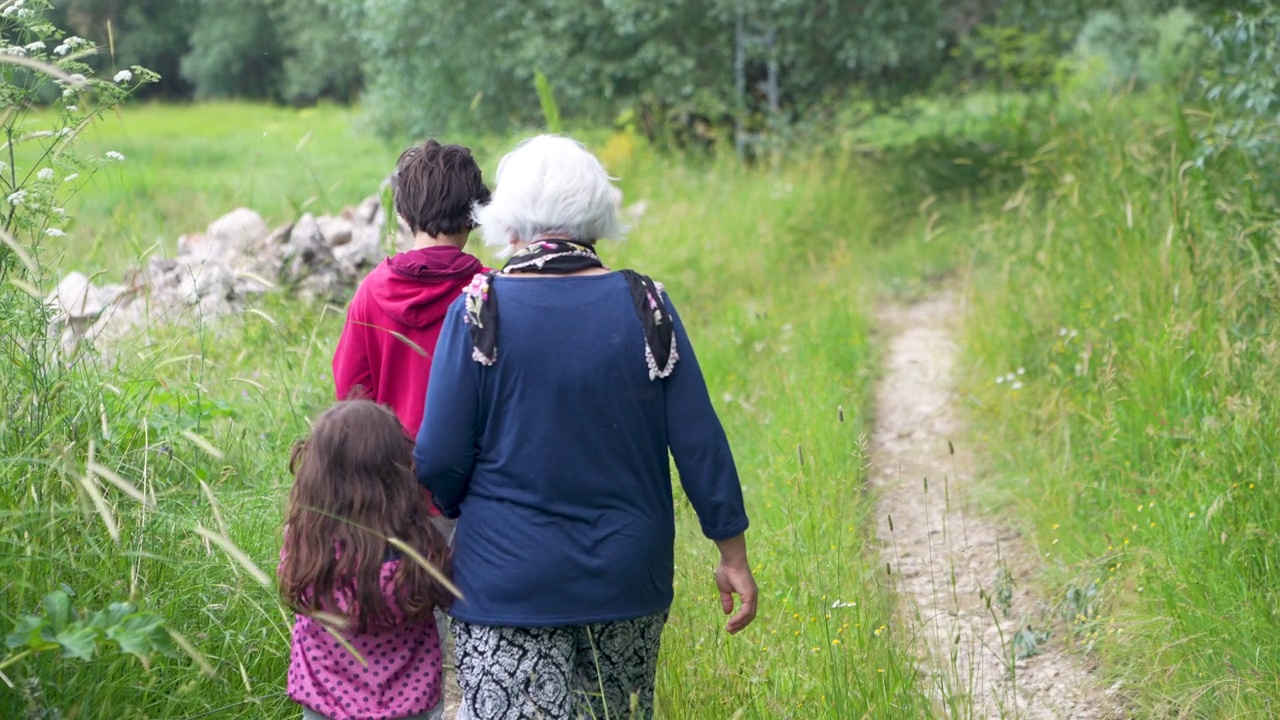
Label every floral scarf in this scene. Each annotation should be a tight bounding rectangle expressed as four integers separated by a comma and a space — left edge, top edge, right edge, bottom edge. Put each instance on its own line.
462, 239, 678, 380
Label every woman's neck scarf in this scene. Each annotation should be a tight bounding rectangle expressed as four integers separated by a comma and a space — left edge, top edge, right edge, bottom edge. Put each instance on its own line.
462, 239, 678, 380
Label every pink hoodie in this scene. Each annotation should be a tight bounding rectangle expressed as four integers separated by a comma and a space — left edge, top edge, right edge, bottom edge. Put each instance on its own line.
333, 245, 484, 436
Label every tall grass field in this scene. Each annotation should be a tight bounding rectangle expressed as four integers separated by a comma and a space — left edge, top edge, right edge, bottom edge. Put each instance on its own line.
2, 89, 1278, 719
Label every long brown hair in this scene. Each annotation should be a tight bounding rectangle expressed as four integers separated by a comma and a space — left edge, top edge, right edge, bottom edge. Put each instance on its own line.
278, 400, 449, 631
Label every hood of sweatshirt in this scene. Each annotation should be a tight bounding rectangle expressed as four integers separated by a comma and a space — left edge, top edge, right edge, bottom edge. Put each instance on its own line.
367, 245, 484, 328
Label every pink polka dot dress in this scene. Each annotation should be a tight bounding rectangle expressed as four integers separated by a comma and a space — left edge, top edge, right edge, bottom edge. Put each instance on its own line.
287, 559, 443, 720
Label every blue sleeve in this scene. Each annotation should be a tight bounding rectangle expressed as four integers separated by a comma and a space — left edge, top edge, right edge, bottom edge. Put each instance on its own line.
414, 301, 480, 518
663, 297, 750, 540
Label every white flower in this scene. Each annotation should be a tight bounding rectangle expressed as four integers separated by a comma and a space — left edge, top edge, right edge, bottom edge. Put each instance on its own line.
24, 41, 45, 52
1, 7, 17, 18
6, 190, 27, 206
61, 87, 75, 98
68, 73, 86, 83
45, 228, 66, 237
104, 151, 125, 162
54, 43, 70, 56
995, 376, 1004, 385
113, 70, 133, 84
63, 173, 79, 183
52, 207, 67, 216
36, 168, 54, 181
66, 105, 77, 112
1011, 381, 1024, 390
1017, 367, 1025, 375
65, 36, 87, 49
6, 46, 27, 57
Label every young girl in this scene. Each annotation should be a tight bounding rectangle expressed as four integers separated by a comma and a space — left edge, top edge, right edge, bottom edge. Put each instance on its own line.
279, 400, 451, 720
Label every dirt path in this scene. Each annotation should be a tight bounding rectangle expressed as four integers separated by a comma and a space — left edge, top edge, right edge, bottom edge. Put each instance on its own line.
870, 293, 1124, 719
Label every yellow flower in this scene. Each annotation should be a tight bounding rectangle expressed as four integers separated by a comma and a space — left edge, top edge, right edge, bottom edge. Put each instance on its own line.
832, 639, 841, 646
1188, 511, 1196, 518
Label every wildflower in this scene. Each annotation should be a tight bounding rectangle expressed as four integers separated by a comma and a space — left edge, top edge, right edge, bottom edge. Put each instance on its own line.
51, 207, 67, 216
36, 168, 54, 181
1017, 367, 1025, 375
45, 228, 66, 237
25, 41, 45, 52
67, 105, 77, 112
996, 376, 1004, 385
832, 639, 841, 646
873, 624, 886, 637
68, 73, 87, 83
1188, 512, 1196, 518
1011, 381, 1023, 390
6, 46, 27, 57
104, 151, 125, 162
113, 70, 133, 84
54, 43, 70, 56
63, 173, 78, 183
7, 190, 27, 206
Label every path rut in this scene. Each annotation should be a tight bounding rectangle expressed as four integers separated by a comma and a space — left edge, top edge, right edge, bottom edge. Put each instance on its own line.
870, 293, 1124, 719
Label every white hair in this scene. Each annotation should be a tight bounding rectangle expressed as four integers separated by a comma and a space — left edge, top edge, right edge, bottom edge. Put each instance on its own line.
474, 135, 624, 247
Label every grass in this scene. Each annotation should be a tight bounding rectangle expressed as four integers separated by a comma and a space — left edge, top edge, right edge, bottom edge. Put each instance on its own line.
37, 102, 403, 271
5, 85, 1280, 719
0, 104, 930, 718
944, 90, 1280, 716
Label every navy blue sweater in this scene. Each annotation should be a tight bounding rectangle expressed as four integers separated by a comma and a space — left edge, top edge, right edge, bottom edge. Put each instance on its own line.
413, 273, 748, 626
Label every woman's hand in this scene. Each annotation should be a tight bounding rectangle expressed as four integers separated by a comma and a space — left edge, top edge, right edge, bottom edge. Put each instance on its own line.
713, 534, 758, 634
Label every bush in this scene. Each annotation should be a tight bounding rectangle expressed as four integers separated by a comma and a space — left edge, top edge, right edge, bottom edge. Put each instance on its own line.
1197, 1, 1280, 205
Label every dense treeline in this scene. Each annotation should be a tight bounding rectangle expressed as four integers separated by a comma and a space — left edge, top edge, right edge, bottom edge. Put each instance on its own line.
45, 0, 1260, 137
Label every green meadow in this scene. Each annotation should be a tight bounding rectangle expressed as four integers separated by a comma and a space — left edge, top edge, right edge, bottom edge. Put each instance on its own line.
3, 88, 1278, 720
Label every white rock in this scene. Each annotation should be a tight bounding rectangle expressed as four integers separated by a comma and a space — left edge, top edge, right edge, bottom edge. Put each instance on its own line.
317, 215, 355, 247
47, 271, 122, 320
334, 224, 384, 277
206, 207, 268, 252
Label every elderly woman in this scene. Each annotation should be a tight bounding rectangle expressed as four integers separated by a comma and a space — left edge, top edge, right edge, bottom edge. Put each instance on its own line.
413, 135, 756, 719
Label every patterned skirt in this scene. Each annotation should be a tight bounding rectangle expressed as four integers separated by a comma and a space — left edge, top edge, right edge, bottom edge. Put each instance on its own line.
453, 612, 667, 720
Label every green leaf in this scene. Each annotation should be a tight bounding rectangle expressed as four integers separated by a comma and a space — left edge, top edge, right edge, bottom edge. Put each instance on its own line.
42, 590, 73, 636
107, 613, 166, 657
88, 602, 136, 632
148, 628, 181, 659
55, 626, 98, 661
534, 70, 563, 134
5, 615, 51, 651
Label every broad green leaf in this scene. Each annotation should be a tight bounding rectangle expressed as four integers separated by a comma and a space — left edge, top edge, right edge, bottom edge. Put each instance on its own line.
88, 602, 136, 632
149, 627, 181, 659
107, 613, 166, 657
56, 626, 98, 661
5, 615, 49, 650
42, 591, 73, 635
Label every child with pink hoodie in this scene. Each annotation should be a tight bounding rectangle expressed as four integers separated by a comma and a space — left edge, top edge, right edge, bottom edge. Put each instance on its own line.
333, 140, 490, 445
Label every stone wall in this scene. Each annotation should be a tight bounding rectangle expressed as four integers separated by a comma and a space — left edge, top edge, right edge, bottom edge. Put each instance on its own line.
46, 192, 413, 356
